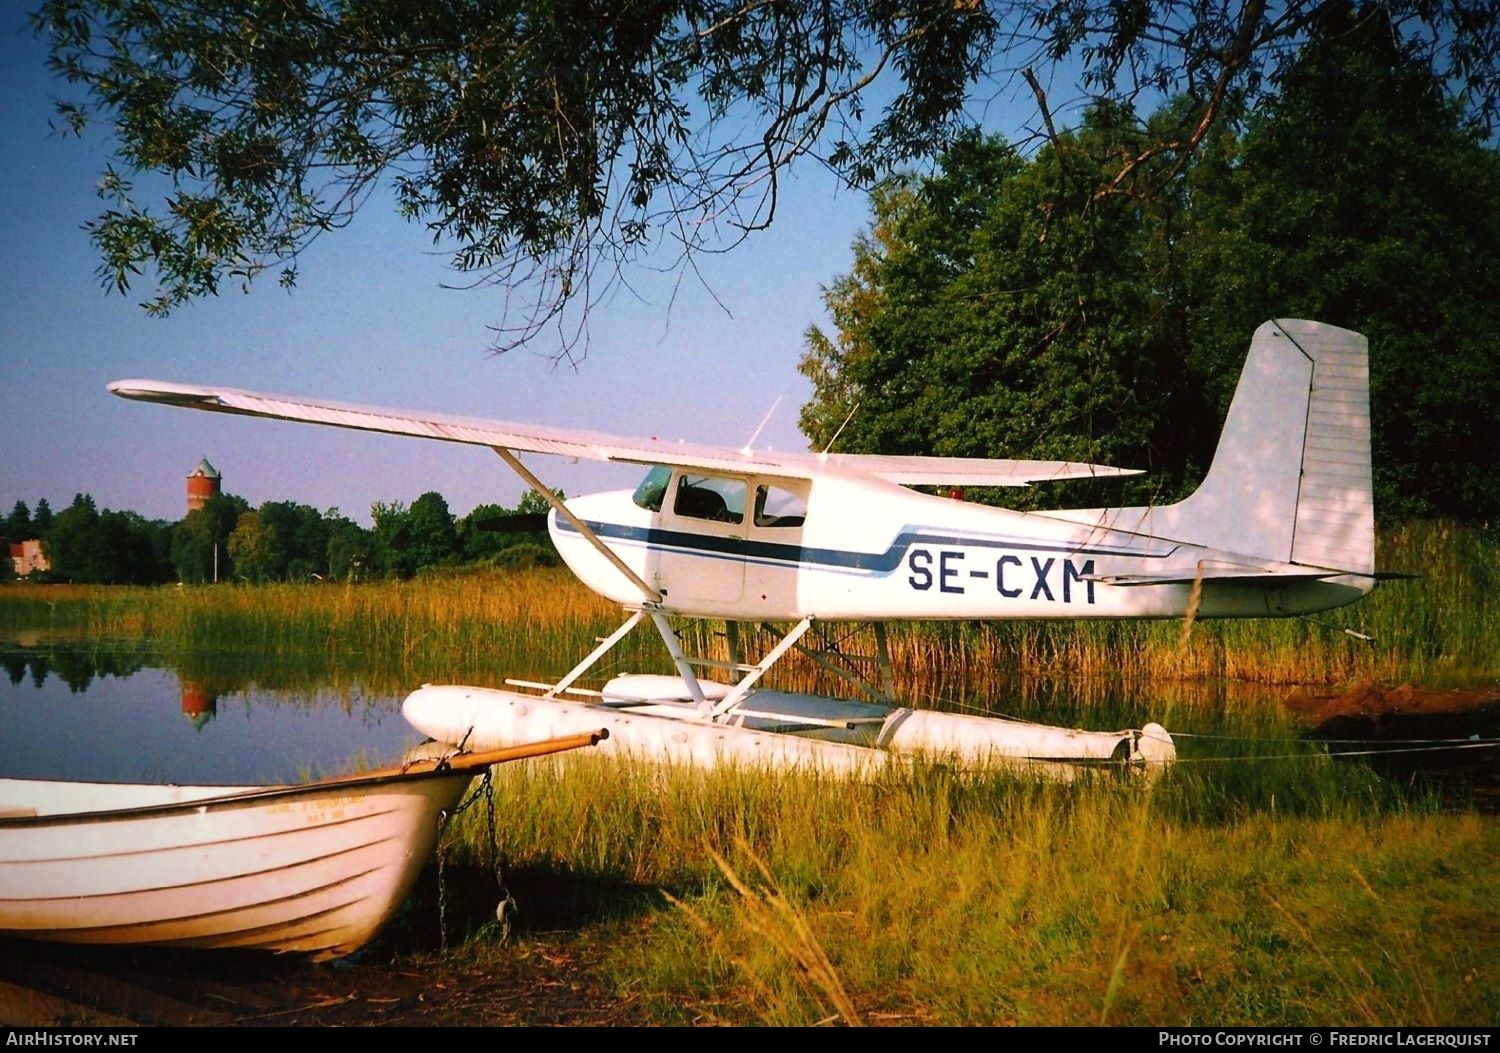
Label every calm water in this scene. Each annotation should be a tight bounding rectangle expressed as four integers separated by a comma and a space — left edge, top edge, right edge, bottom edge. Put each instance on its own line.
0, 646, 424, 786
3, 640, 1492, 805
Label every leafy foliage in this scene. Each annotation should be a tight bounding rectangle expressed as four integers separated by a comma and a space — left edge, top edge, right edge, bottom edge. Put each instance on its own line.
43, 493, 173, 584
370, 492, 459, 577
31, 500, 53, 537
0, 484, 560, 585
802, 6, 1500, 519
407, 490, 459, 569
226, 510, 278, 582
254, 501, 333, 579
801, 117, 1208, 507
5, 501, 35, 541
1183, 2, 1500, 520
170, 492, 250, 583
32, 0, 996, 354
325, 512, 372, 581
31, 0, 1499, 355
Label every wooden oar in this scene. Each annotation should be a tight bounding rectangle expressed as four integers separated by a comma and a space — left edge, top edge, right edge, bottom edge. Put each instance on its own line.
319, 729, 610, 786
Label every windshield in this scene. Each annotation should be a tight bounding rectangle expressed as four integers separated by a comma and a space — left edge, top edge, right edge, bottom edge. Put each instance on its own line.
632, 465, 672, 511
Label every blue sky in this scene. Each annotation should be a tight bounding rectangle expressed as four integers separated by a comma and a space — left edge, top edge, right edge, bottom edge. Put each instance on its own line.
0, 15, 1042, 526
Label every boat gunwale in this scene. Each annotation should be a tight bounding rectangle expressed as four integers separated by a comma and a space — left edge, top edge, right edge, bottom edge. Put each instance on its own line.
0, 766, 474, 830
0, 729, 609, 830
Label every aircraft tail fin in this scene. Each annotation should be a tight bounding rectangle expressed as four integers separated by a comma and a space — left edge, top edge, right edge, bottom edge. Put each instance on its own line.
1078, 320, 1375, 575
1161, 319, 1374, 573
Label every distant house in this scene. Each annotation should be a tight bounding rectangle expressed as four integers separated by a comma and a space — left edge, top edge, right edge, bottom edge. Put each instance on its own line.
8, 539, 48, 577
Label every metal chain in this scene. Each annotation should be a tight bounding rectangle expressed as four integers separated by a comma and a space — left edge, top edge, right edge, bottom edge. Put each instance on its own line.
434, 769, 516, 952
436, 807, 451, 954
485, 774, 517, 943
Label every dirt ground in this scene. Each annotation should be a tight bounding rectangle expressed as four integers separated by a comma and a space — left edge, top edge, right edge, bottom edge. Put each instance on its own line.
0, 866, 662, 1027
1286, 679, 1500, 726
4, 682, 1496, 1028
0, 935, 653, 1027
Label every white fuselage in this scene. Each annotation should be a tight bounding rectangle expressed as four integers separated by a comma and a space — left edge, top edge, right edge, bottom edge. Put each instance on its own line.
549, 468, 1373, 622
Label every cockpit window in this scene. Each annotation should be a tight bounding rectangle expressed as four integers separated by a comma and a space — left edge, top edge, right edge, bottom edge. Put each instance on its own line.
674, 475, 746, 524
632, 465, 671, 512
754, 484, 808, 528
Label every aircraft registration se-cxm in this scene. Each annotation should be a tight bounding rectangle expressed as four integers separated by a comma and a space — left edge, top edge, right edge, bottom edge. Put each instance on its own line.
110, 319, 1395, 777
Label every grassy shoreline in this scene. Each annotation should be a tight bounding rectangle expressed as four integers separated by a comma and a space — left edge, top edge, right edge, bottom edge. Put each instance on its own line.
429, 755, 1497, 1026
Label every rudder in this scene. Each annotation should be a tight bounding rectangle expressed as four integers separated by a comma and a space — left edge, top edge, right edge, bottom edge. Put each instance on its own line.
1128, 320, 1374, 573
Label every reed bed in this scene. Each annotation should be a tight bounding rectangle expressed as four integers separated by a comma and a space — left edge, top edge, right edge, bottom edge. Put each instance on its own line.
872, 517, 1495, 689
4, 521, 1491, 693
0, 568, 629, 694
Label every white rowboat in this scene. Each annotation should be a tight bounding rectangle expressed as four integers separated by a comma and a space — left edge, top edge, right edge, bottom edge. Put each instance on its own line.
0, 731, 607, 960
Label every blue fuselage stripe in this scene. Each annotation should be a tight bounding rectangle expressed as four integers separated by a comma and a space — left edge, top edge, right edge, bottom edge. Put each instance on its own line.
556, 519, 1171, 574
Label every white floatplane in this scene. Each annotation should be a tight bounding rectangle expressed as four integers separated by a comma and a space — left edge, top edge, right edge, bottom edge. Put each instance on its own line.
110, 319, 1383, 776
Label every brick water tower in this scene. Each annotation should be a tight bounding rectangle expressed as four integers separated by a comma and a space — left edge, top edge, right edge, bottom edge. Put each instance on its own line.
186, 458, 221, 513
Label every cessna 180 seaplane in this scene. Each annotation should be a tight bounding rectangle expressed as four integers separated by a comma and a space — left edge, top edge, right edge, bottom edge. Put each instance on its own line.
110, 319, 1380, 775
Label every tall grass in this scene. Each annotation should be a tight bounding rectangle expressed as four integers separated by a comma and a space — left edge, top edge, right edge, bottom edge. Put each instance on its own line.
440, 753, 1494, 1026
0, 568, 632, 693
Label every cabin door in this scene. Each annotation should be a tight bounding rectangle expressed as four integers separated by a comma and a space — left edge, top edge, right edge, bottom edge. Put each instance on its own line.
657, 472, 747, 605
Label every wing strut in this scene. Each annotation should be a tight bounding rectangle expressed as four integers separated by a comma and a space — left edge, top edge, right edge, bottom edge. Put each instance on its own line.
491, 447, 660, 603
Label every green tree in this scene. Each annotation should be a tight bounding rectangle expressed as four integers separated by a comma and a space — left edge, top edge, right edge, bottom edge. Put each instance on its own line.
325, 512, 371, 582
100, 511, 173, 584
407, 491, 458, 571
42, 493, 101, 581
456, 489, 558, 564
256, 501, 331, 579
5, 501, 33, 540
32, 1, 1496, 355
31, 499, 53, 537
516, 488, 560, 517
227, 511, 279, 582
42, 495, 168, 583
171, 493, 250, 583
801, 119, 1201, 505
138, 514, 176, 581
457, 503, 517, 564
1184, 1, 1500, 519
803, 6, 1500, 521
370, 500, 414, 579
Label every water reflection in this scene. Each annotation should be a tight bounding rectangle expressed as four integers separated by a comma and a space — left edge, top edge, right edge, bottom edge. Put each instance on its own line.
0, 643, 424, 786
2, 647, 151, 693
179, 681, 218, 730
3, 638, 1490, 810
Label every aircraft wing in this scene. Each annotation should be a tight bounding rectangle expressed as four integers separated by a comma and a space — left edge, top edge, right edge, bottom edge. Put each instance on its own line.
108, 379, 806, 475
108, 380, 1141, 486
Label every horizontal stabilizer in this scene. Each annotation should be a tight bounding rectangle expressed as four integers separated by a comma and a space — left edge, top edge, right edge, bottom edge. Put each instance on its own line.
1087, 562, 1413, 587
821, 454, 1142, 486
1090, 570, 1346, 587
